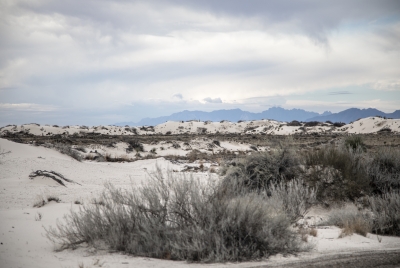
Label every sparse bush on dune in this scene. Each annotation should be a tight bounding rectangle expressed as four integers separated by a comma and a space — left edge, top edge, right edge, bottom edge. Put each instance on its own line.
333, 122, 346, 127
126, 140, 144, 153
54, 143, 82, 162
304, 121, 319, 127
287, 120, 302, 127
46, 168, 307, 262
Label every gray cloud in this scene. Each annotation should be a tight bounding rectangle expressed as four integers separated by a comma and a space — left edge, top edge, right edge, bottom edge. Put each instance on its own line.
328, 91, 352, 95
172, 93, 183, 99
203, 97, 222, 103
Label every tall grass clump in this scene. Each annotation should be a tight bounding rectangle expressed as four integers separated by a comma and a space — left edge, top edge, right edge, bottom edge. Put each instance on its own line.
344, 135, 366, 151
46, 168, 305, 262
368, 191, 400, 236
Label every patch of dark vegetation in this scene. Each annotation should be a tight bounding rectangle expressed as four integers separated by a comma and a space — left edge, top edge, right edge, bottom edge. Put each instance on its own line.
378, 127, 392, 133
304, 121, 320, 127
333, 122, 346, 127
287, 120, 302, 126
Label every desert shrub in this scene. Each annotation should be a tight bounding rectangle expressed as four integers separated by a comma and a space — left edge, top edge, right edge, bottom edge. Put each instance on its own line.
377, 127, 392, 133
46, 169, 304, 262
197, 127, 207, 134
104, 153, 131, 162
249, 145, 258, 151
325, 121, 333, 124
126, 140, 144, 153
187, 149, 210, 162
140, 126, 155, 132
333, 122, 346, 127
344, 135, 366, 151
220, 149, 302, 194
268, 179, 317, 223
305, 145, 369, 201
287, 120, 302, 127
368, 191, 400, 236
368, 147, 400, 193
304, 121, 319, 127
54, 144, 82, 162
213, 140, 220, 147
323, 205, 372, 237
165, 131, 172, 135
33, 194, 61, 208
171, 142, 181, 149
74, 146, 87, 153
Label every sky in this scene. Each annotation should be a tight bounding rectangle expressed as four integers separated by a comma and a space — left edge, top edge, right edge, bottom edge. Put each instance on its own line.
1, 0, 400, 126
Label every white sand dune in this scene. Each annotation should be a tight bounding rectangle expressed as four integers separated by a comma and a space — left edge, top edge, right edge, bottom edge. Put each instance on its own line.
1, 117, 399, 137
1, 138, 400, 267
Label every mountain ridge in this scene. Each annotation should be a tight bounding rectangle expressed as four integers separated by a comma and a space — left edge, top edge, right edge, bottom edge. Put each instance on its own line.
116, 107, 399, 126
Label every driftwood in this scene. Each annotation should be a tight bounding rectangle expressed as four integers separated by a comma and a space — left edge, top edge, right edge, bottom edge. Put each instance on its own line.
29, 170, 81, 187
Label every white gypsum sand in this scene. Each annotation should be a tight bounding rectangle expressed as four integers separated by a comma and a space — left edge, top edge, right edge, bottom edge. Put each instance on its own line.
1, 138, 400, 268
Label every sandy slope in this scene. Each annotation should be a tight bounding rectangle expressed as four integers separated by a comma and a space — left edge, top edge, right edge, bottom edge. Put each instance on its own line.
1, 138, 400, 268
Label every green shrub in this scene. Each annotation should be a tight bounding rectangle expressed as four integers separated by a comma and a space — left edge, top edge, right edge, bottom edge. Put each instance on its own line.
45, 169, 306, 262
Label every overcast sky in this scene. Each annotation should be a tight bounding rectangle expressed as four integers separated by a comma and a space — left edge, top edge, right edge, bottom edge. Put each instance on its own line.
1, 0, 399, 125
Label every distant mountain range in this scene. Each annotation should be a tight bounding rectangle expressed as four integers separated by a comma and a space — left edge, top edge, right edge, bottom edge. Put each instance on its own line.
116, 107, 400, 126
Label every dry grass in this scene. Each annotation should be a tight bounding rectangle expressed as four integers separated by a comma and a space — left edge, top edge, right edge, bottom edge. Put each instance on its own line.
323, 205, 372, 238
338, 217, 371, 238
368, 191, 400, 236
